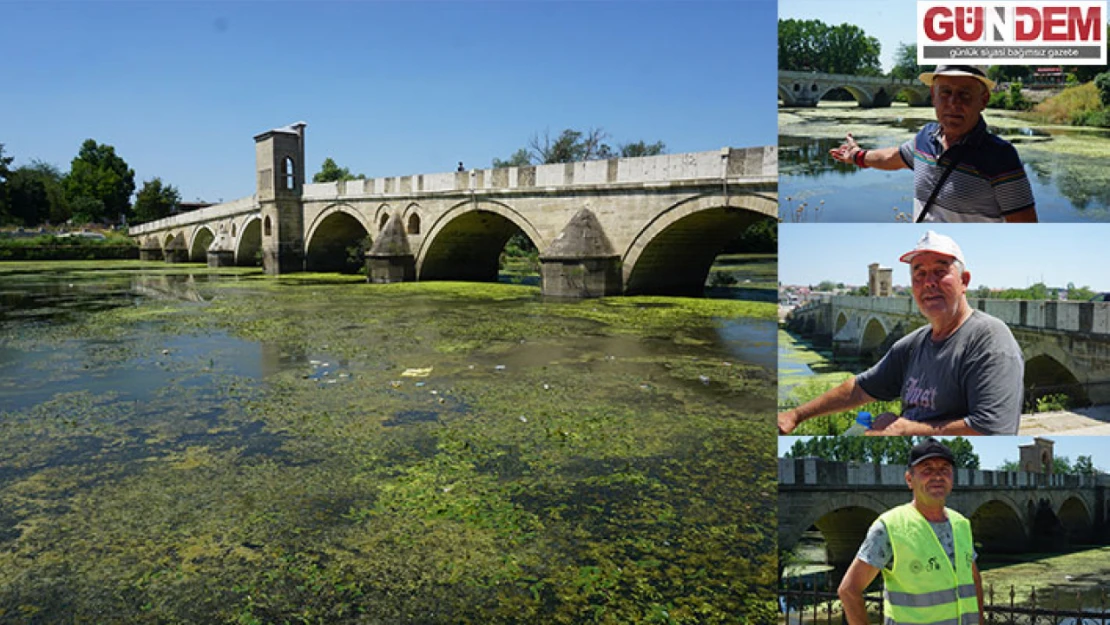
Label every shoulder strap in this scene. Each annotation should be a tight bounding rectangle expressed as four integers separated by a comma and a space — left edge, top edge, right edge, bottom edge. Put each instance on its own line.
916, 144, 968, 223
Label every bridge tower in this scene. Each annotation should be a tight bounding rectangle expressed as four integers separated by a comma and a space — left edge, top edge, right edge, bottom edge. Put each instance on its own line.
255, 122, 307, 275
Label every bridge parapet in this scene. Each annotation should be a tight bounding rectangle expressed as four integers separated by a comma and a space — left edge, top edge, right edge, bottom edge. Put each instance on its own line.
130, 195, 258, 236
824, 296, 1110, 336
300, 147, 776, 202
780, 458, 1103, 490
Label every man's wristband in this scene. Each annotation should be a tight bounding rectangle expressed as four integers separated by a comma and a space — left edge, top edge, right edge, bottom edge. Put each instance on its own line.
853, 149, 869, 168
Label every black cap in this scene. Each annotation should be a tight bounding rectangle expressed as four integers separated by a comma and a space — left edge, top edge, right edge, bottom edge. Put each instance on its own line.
909, 437, 955, 468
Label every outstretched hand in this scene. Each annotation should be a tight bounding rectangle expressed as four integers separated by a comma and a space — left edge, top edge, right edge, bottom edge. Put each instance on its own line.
829, 133, 860, 164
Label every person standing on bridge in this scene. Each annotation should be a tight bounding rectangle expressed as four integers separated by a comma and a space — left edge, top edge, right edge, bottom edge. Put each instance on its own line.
777, 231, 1024, 435
838, 438, 985, 625
829, 65, 1038, 223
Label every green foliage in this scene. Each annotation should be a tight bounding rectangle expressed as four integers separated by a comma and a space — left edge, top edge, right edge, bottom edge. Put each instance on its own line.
619, 140, 666, 158
726, 218, 776, 254
988, 83, 1030, 111
3, 161, 69, 226
0, 232, 138, 260
778, 18, 882, 76
494, 129, 666, 167
64, 139, 135, 225
132, 177, 181, 225
891, 43, 933, 80
1033, 82, 1108, 126
1034, 392, 1071, 413
491, 148, 532, 169
1095, 72, 1110, 107
785, 436, 979, 469
313, 157, 364, 183
1000, 454, 1098, 475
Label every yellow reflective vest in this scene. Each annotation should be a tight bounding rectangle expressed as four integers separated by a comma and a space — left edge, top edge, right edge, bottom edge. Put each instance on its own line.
879, 503, 980, 625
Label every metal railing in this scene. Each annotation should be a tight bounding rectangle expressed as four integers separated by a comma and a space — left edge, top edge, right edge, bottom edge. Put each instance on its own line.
780, 576, 1110, 624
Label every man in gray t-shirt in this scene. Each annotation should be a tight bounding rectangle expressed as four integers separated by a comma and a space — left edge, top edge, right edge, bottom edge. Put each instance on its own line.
778, 231, 1023, 436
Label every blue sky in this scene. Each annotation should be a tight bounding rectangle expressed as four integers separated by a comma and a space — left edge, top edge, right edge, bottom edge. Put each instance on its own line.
779, 223, 1110, 292
0, 1, 778, 204
779, 436, 1109, 472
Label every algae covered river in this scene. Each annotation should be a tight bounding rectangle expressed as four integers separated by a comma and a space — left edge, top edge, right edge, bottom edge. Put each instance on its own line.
0, 261, 777, 624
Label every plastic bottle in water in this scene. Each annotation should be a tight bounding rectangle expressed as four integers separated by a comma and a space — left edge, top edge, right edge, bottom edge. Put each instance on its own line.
843, 411, 872, 436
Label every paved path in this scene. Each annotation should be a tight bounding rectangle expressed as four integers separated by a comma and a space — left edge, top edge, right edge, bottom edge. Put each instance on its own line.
1019, 405, 1110, 436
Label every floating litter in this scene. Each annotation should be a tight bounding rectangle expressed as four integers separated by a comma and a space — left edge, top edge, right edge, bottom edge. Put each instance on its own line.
402, 367, 433, 378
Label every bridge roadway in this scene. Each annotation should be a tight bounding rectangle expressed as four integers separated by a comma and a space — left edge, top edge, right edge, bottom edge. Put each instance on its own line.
130, 122, 777, 298
778, 70, 931, 108
786, 295, 1110, 405
779, 458, 1108, 566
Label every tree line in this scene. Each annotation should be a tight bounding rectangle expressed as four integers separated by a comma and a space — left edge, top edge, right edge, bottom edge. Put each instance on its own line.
0, 140, 181, 228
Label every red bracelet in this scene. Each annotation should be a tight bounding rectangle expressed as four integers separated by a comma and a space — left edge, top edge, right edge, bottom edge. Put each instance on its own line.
854, 149, 869, 168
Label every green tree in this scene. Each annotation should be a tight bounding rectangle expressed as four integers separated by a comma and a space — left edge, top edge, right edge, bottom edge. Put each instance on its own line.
619, 140, 666, 157
491, 148, 532, 169
1073, 455, 1096, 475
530, 128, 613, 164
891, 43, 934, 80
0, 143, 13, 220
64, 139, 135, 224
312, 157, 363, 183
785, 437, 979, 469
815, 280, 838, 292
1095, 72, 1110, 107
132, 178, 181, 224
778, 19, 881, 76
4, 161, 69, 226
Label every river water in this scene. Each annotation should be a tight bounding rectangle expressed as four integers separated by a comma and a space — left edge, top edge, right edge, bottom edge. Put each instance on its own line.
779, 104, 1110, 223
0, 261, 778, 623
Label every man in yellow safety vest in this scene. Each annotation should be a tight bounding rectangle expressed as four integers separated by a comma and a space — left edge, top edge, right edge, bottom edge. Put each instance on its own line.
837, 438, 984, 625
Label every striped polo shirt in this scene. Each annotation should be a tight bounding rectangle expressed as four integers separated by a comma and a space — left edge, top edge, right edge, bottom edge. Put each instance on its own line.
898, 117, 1035, 222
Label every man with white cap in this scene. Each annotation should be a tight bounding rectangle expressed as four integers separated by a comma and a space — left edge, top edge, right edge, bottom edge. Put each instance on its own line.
778, 230, 1024, 435
829, 65, 1038, 223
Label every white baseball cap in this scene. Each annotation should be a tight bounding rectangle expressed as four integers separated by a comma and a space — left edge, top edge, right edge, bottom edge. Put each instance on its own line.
899, 230, 965, 265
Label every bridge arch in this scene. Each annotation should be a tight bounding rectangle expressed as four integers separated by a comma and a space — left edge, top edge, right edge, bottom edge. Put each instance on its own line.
970, 496, 1028, 553
164, 233, 176, 249
189, 226, 215, 262
1022, 343, 1088, 406
235, 216, 262, 266
623, 190, 776, 295
1057, 496, 1092, 541
304, 203, 373, 273
816, 82, 875, 107
416, 199, 543, 283
859, 316, 890, 357
782, 495, 886, 566
834, 311, 848, 335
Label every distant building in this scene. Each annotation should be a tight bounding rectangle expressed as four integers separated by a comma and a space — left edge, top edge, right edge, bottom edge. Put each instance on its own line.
868, 262, 892, 297
1019, 438, 1055, 474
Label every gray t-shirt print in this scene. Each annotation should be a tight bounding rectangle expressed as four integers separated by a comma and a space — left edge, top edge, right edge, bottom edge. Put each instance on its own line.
855, 310, 1023, 435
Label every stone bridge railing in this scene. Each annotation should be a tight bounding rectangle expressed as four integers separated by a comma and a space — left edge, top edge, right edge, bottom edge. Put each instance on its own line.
819, 296, 1110, 336
780, 457, 1106, 490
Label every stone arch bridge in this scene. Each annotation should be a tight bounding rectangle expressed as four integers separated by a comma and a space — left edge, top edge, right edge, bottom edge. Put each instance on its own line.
779, 70, 931, 108
786, 296, 1110, 405
779, 457, 1108, 566
130, 123, 777, 298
